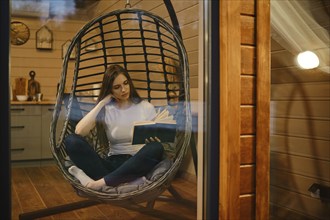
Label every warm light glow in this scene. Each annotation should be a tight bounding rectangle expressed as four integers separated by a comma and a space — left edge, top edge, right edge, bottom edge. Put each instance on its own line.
297, 51, 320, 69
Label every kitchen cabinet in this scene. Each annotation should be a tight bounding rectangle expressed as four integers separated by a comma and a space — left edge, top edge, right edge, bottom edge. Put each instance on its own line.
10, 103, 65, 161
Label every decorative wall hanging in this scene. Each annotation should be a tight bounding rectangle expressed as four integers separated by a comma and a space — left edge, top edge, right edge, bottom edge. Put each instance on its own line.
84, 38, 98, 51
36, 25, 53, 50
10, 21, 30, 46
62, 40, 76, 59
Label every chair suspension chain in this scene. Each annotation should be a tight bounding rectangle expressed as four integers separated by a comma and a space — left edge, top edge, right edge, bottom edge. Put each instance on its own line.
125, 0, 131, 8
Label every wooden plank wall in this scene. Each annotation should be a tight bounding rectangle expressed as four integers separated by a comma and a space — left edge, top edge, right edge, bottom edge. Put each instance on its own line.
10, 0, 199, 104
270, 81, 330, 220
240, 1, 257, 219
270, 42, 330, 220
10, 18, 86, 100
220, 0, 270, 219
270, 1, 330, 219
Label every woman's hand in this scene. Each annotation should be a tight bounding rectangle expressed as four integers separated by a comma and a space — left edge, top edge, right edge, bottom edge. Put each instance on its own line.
145, 136, 161, 144
99, 94, 112, 106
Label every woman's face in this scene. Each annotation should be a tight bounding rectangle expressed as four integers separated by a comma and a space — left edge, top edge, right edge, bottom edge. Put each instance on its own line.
111, 73, 130, 102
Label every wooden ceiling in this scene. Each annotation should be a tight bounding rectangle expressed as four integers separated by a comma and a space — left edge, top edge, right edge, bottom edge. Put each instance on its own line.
271, 0, 330, 84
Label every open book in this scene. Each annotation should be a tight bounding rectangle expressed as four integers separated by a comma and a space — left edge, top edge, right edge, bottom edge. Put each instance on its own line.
132, 108, 177, 145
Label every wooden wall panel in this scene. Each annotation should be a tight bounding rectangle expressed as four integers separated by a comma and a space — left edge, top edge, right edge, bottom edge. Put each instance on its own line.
270, 204, 317, 220
12, 57, 62, 68
175, 3, 199, 26
271, 100, 330, 119
89, 0, 120, 18
270, 186, 330, 219
189, 76, 199, 88
271, 169, 330, 197
241, 46, 256, 75
271, 82, 330, 100
219, 0, 242, 219
189, 63, 199, 77
10, 17, 85, 100
220, 0, 269, 219
240, 136, 256, 164
184, 36, 199, 53
187, 50, 198, 66
271, 152, 330, 181
172, 0, 199, 12
271, 117, 330, 140
271, 67, 330, 84
240, 165, 255, 194
240, 195, 255, 220
181, 21, 200, 42
271, 50, 296, 68
10, 68, 61, 79
270, 2, 329, 219
10, 1, 200, 101
241, 106, 256, 135
241, 0, 255, 15
255, 1, 270, 219
241, 15, 255, 45
241, 76, 256, 105
239, 4, 258, 219
271, 135, 330, 160
272, 87, 327, 218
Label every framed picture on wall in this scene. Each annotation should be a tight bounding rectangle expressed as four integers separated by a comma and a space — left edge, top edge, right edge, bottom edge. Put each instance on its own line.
36, 25, 53, 50
62, 40, 76, 59
85, 38, 98, 51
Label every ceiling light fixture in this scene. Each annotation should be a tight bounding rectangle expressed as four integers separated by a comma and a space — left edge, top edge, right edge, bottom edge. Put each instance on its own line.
297, 51, 320, 69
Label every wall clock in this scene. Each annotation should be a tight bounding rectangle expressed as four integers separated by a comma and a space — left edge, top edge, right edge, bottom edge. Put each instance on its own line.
10, 21, 30, 46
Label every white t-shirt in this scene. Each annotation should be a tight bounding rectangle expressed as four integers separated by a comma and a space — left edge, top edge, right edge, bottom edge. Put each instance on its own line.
104, 100, 156, 156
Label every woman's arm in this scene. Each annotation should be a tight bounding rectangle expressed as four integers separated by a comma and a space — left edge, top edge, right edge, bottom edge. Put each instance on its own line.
75, 95, 111, 136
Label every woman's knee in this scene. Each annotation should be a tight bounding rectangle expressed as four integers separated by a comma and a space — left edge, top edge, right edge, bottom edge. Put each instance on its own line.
64, 133, 86, 153
145, 142, 164, 158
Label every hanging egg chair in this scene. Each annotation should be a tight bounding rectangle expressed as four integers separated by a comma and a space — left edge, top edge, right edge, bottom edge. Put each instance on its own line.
49, 4, 192, 206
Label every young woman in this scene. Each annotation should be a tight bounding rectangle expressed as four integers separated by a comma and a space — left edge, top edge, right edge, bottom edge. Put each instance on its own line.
64, 64, 164, 191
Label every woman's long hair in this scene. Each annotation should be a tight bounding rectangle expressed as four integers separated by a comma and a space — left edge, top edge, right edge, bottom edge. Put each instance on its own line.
95, 64, 142, 150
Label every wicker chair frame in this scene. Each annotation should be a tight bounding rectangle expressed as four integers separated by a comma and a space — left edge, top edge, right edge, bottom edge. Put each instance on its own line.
51, 8, 191, 204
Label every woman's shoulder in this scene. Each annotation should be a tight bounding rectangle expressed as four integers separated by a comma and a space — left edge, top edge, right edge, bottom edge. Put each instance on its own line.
138, 100, 154, 109
138, 100, 156, 119
104, 103, 116, 112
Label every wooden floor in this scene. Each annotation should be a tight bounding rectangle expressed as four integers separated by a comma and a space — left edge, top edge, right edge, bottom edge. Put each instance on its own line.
11, 165, 197, 220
